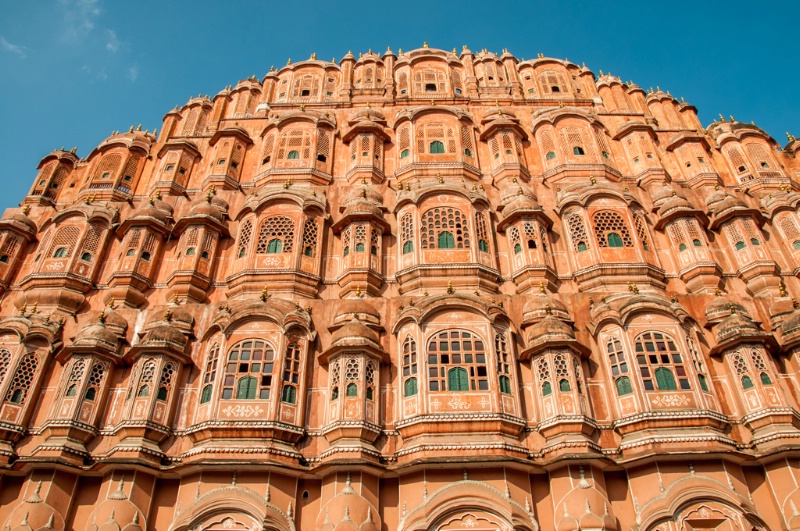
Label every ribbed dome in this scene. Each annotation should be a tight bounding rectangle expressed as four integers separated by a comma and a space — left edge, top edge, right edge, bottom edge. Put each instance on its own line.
130, 198, 172, 225
344, 185, 383, 204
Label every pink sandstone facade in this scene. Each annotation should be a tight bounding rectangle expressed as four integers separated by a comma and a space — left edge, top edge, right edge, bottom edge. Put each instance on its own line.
1, 44, 800, 530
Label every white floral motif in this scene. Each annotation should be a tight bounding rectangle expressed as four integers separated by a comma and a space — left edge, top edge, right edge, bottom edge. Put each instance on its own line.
222, 404, 264, 418
464, 517, 476, 527
430, 398, 442, 410
448, 396, 471, 410
478, 397, 490, 409
650, 394, 690, 408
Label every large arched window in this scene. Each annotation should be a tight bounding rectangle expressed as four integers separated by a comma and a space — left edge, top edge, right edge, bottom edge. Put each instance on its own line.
427, 330, 487, 392
256, 216, 295, 254
593, 211, 633, 248
222, 340, 275, 400
634, 332, 690, 391
421, 207, 470, 249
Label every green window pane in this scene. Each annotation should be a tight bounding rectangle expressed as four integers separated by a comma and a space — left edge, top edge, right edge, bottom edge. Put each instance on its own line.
448, 367, 468, 391
346, 383, 358, 397
404, 377, 418, 397
438, 231, 455, 249
608, 233, 623, 247
654, 367, 677, 390
267, 238, 283, 253
402, 241, 414, 254
429, 141, 445, 154
542, 381, 552, 396
616, 376, 632, 396
201, 384, 213, 404
236, 377, 256, 399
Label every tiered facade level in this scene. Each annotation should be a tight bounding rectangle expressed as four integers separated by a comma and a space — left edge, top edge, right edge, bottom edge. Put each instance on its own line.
2, 44, 800, 531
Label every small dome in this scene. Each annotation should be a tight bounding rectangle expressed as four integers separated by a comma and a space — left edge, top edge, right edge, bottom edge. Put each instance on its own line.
781, 308, 800, 337
331, 317, 379, 346
502, 192, 542, 219
656, 193, 691, 214
705, 295, 749, 323
350, 107, 386, 123
706, 191, 746, 215
345, 185, 383, 204
522, 293, 570, 324
527, 315, 576, 344
0, 212, 38, 237
335, 298, 380, 322
716, 312, 760, 342
140, 322, 187, 351
101, 306, 129, 335
187, 201, 224, 223
73, 321, 119, 353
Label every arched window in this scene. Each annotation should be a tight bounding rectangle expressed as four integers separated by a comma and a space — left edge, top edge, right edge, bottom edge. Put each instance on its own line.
83, 362, 104, 402
136, 360, 156, 398
593, 211, 633, 248
287, 150, 300, 159
536, 357, 552, 397
421, 207, 470, 249
222, 340, 275, 400
607, 337, 629, 378
157, 362, 176, 401
400, 149, 409, 159
401, 213, 414, 254
430, 141, 445, 154
554, 353, 571, 392
475, 212, 490, 253
346, 382, 358, 396
402, 336, 418, 397
567, 212, 589, 252
404, 377, 418, 397
344, 357, 360, 397
546, 151, 556, 160
573, 146, 585, 155
428, 330, 487, 392
615, 376, 632, 396
200, 344, 219, 404
282, 343, 301, 404
257, 216, 294, 254
53, 247, 67, 258
634, 332, 690, 391
495, 333, 512, 394
735, 241, 746, 250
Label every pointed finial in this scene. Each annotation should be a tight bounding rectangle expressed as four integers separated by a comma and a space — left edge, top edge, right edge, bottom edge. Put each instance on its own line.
311, 52, 317, 60
22, 205, 30, 216
423, 41, 429, 48
260, 286, 269, 302
437, 172, 443, 184
287, 58, 292, 65
447, 281, 454, 294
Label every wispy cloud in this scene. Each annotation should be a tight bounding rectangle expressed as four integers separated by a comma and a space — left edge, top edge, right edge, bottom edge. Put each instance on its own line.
105, 29, 120, 52
127, 65, 139, 82
58, 0, 101, 41
0, 37, 28, 59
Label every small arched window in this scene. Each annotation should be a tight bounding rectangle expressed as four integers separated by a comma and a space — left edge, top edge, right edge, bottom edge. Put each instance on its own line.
693, 239, 702, 247
400, 149, 410, 159
0, 255, 8, 264
346, 382, 358, 397
750, 238, 760, 246
141, 252, 151, 261
546, 151, 556, 160
735, 241, 746, 250
281, 343, 301, 404
577, 242, 587, 252
499, 375, 511, 394
287, 150, 300, 159
607, 233, 623, 247
80, 252, 92, 261
403, 241, 413, 254
741, 375, 754, 389
53, 247, 67, 258
542, 381, 552, 396
404, 377, 418, 397
573, 146, 585, 155
267, 239, 283, 253
126, 249, 136, 256
615, 376, 632, 396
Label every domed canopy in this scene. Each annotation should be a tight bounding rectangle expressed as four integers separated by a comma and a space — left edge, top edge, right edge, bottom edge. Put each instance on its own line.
0, 212, 38, 240
332, 298, 381, 329
705, 295, 749, 324
332, 316, 378, 343
522, 293, 570, 326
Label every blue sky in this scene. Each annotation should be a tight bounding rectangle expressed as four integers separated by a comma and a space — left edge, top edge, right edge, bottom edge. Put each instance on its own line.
1, 1, 798, 211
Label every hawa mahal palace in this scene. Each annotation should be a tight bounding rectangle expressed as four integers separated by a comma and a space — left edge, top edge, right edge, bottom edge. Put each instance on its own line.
0, 43, 800, 530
